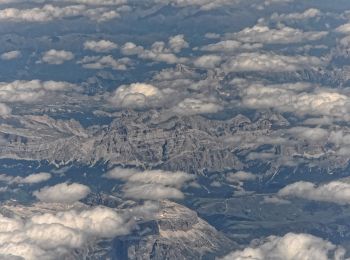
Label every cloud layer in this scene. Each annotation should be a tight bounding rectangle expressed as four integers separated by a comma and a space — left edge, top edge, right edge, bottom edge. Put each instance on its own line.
222, 233, 346, 260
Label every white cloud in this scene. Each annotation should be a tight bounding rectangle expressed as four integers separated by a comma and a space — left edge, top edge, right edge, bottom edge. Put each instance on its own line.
201, 40, 262, 52
21, 173, 52, 184
0, 50, 21, 60
336, 23, 350, 34
104, 168, 195, 200
0, 172, 51, 185
33, 182, 91, 204
271, 8, 322, 22
40, 49, 74, 65
226, 171, 256, 183
108, 82, 165, 108
0, 205, 131, 259
193, 55, 222, 68
83, 40, 118, 53
278, 180, 350, 205
121, 35, 188, 64
0, 80, 79, 103
0, 4, 121, 23
222, 233, 346, 260
123, 183, 186, 200
238, 82, 350, 119
222, 52, 325, 72
230, 24, 327, 45
78, 55, 131, 70
168, 34, 189, 53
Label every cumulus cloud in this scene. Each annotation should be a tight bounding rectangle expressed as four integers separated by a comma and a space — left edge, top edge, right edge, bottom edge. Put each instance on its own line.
104, 167, 195, 200
0, 172, 51, 185
0, 205, 131, 259
221, 233, 346, 260
278, 181, 350, 205
0, 50, 21, 60
228, 24, 327, 45
201, 40, 262, 52
222, 52, 325, 72
78, 55, 131, 70
0, 4, 121, 23
40, 49, 74, 65
336, 23, 350, 34
121, 35, 189, 64
122, 183, 186, 200
83, 40, 118, 52
0, 80, 79, 103
193, 55, 222, 68
33, 182, 91, 203
271, 8, 322, 22
108, 82, 165, 108
226, 171, 256, 183
238, 82, 350, 119
168, 34, 189, 53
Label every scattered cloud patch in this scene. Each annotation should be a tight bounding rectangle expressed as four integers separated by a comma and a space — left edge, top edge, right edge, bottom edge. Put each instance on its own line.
278, 181, 350, 205
121, 35, 189, 64
40, 49, 74, 65
83, 40, 118, 53
271, 8, 322, 22
78, 55, 131, 70
0, 80, 79, 103
0, 172, 51, 185
33, 182, 91, 204
221, 233, 346, 260
222, 52, 325, 72
0, 4, 122, 23
0, 50, 21, 60
228, 24, 327, 45
104, 168, 195, 200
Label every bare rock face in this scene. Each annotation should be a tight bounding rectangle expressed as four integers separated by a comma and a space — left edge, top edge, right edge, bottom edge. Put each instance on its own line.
112, 200, 236, 260
0, 110, 347, 175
